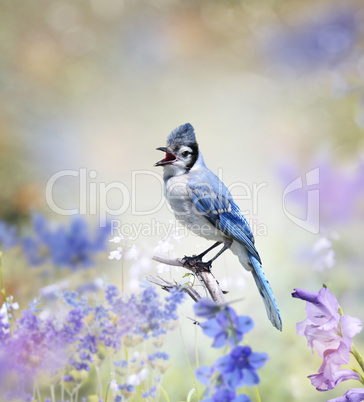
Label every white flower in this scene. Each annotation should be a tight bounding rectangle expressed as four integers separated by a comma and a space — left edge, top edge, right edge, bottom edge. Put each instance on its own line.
125, 254, 153, 291
10, 301, 19, 310
40, 281, 69, 298
323, 249, 335, 268
0, 303, 8, 324
94, 277, 104, 289
110, 379, 118, 392
313, 236, 331, 253
156, 263, 170, 273
108, 247, 123, 260
312, 234, 336, 271
153, 239, 174, 255
127, 367, 149, 386
130, 257, 152, 274
127, 278, 140, 291
109, 236, 123, 243
125, 244, 139, 261
0, 299, 19, 333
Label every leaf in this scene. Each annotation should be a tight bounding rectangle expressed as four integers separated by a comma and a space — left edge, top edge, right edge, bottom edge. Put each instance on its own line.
187, 387, 197, 402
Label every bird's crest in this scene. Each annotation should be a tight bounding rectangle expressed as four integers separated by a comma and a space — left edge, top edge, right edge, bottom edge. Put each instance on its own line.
167, 123, 197, 148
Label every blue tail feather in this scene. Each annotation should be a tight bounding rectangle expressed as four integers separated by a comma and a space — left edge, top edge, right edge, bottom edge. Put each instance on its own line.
249, 254, 282, 331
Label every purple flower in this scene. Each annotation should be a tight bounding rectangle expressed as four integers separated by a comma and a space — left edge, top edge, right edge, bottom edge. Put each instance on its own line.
232, 396, 252, 402
195, 305, 264, 401
194, 298, 223, 319
264, 7, 357, 73
22, 214, 110, 270
309, 366, 359, 392
278, 160, 364, 227
293, 287, 340, 350
200, 307, 253, 348
79, 333, 98, 354
22, 237, 47, 265
0, 307, 71, 398
147, 351, 169, 362
162, 288, 186, 321
196, 366, 215, 386
47, 217, 110, 269
63, 308, 85, 342
0, 221, 19, 249
327, 388, 364, 402
114, 360, 128, 368
293, 287, 362, 391
202, 388, 251, 402
292, 288, 361, 356
105, 284, 120, 304
119, 383, 135, 393
142, 385, 157, 398
215, 346, 268, 390
0, 284, 182, 398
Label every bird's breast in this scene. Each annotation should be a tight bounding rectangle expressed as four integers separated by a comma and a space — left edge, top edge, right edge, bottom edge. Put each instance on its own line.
165, 174, 191, 214
164, 175, 224, 242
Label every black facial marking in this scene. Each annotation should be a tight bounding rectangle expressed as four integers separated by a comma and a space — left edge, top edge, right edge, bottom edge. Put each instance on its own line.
186, 143, 199, 170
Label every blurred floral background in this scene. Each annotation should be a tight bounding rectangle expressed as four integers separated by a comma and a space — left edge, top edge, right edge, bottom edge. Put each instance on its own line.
1, 0, 364, 401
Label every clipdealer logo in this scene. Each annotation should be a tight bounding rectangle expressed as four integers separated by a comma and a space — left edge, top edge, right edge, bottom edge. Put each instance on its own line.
45, 168, 270, 237
282, 167, 320, 234
45, 167, 319, 236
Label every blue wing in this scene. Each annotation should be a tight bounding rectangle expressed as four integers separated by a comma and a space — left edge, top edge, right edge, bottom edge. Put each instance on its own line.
218, 202, 261, 263
188, 168, 281, 330
188, 170, 261, 263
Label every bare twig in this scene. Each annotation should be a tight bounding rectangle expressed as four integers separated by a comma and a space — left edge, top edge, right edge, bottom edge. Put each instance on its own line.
151, 255, 226, 304
146, 275, 201, 302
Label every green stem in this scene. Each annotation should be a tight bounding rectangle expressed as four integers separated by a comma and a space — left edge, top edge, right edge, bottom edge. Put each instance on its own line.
226, 311, 238, 345
34, 379, 41, 402
351, 343, 364, 380
195, 323, 203, 397
97, 364, 103, 397
75, 385, 79, 402
254, 386, 262, 402
178, 323, 200, 401
337, 297, 364, 380
160, 386, 170, 402
105, 383, 110, 402
50, 384, 56, 402
61, 369, 65, 401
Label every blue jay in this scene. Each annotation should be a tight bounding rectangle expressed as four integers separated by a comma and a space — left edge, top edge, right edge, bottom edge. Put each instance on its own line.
155, 123, 282, 331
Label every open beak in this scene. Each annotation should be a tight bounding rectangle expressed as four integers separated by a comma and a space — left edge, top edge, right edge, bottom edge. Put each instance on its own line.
154, 147, 177, 167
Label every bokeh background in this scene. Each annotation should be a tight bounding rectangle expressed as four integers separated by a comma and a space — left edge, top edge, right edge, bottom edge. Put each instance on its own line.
1, 0, 364, 401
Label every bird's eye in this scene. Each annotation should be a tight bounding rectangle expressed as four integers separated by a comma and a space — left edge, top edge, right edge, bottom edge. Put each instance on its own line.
181, 151, 189, 158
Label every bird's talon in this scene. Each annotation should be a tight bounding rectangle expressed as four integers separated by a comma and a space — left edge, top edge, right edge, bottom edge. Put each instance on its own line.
182, 255, 202, 267
194, 261, 212, 273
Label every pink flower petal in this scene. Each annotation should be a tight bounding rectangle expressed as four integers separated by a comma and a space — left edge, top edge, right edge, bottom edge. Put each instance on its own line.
327, 388, 364, 402
340, 315, 362, 339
